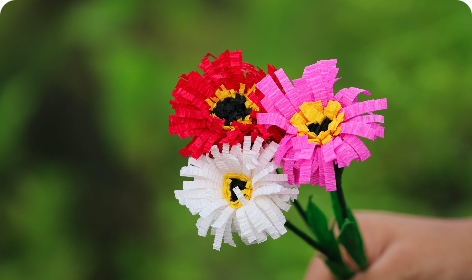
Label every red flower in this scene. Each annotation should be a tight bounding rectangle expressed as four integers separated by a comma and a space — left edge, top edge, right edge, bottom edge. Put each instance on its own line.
169, 50, 285, 158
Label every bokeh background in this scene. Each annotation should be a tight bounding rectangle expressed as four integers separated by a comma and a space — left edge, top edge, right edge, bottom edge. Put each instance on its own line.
1, 0, 472, 279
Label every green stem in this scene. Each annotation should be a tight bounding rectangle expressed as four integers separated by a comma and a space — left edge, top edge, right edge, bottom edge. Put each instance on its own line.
276, 168, 309, 228
292, 199, 308, 224
285, 220, 333, 258
334, 165, 349, 222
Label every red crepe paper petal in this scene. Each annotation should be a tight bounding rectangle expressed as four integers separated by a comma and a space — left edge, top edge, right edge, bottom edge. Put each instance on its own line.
169, 50, 285, 158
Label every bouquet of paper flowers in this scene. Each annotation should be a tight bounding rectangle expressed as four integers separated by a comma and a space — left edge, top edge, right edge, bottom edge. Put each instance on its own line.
169, 50, 387, 279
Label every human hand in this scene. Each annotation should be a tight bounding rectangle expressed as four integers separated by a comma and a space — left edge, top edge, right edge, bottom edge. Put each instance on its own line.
305, 212, 472, 280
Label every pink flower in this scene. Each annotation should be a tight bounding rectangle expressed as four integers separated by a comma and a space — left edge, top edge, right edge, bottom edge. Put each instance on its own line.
255, 60, 387, 190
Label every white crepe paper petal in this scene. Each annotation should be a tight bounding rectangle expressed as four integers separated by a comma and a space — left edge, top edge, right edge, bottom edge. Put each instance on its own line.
233, 187, 249, 206
212, 205, 234, 229
223, 217, 236, 247
175, 136, 299, 250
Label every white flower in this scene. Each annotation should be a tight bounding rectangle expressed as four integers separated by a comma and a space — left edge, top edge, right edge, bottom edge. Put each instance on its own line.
175, 136, 299, 250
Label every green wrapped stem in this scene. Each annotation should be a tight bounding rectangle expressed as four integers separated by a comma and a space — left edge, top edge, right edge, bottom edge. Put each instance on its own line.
334, 166, 349, 223
331, 164, 369, 271
284, 220, 328, 256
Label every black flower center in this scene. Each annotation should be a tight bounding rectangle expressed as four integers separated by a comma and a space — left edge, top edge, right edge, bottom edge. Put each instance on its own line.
229, 179, 247, 202
212, 94, 253, 126
307, 117, 332, 135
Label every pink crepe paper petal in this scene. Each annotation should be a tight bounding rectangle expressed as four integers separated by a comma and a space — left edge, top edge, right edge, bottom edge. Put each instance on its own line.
317, 150, 326, 187
273, 97, 297, 120
283, 148, 298, 186
293, 165, 301, 187
334, 142, 358, 168
342, 98, 388, 120
284, 159, 295, 185
256, 113, 290, 129
341, 122, 377, 141
274, 69, 308, 109
274, 135, 293, 164
284, 88, 304, 109
257, 75, 297, 119
292, 78, 315, 104
322, 139, 337, 162
286, 125, 298, 135
302, 60, 339, 106
324, 159, 336, 191
331, 136, 343, 149
342, 134, 371, 161
370, 123, 385, 139
318, 151, 336, 191
260, 92, 283, 115
274, 68, 295, 92
335, 87, 371, 107
291, 134, 309, 150
298, 146, 316, 160
310, 151, 320, 186
299, 159, 312, 185
348, 114, 384, 124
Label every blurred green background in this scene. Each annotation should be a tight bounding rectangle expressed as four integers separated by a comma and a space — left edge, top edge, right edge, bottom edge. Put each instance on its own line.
1, 0, 472, 279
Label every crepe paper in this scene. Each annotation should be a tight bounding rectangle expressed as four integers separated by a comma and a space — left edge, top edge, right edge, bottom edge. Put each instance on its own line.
302, 190, 357, 280
341, 134, 371, 162
337, 210, 368, 271
334, 87, 371, 108
169, 50, 286, 159
342, 98, 388, 120
329, 165, 368, 271
348, 114, 384, 124
175, 136, 299, 250
257, 113, 291, 129
305, 196, 355, 280
254, 60, 387, 189
334, 142, 358, 168
306, 196, 341, 261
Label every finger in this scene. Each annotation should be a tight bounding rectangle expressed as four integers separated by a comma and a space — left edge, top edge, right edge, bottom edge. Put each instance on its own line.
350, 242, 414, 280
306, 212, 401, 280
305, 247, 404, 280
330, 212, 390, 272
348, 211, 397, 262
304, 256, 337, 280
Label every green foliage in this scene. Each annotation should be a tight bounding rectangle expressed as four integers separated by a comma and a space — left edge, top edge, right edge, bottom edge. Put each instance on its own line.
330, 189, 344, 227
338, 210, 368, 271
331, 192, 368, 270
324, 259, 355, 280
306, 196, 342, 262
306, 196, 354, 279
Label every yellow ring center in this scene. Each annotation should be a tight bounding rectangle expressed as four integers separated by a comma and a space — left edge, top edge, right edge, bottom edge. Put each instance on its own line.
222, 173, 253, 209
290, 100, 344, 145
205, 83, 260, 131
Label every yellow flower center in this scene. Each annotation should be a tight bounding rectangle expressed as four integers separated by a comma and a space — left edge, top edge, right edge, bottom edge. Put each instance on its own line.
222, 173, 253, 209
205, 84, 260, 131
290, 100, 344, 145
